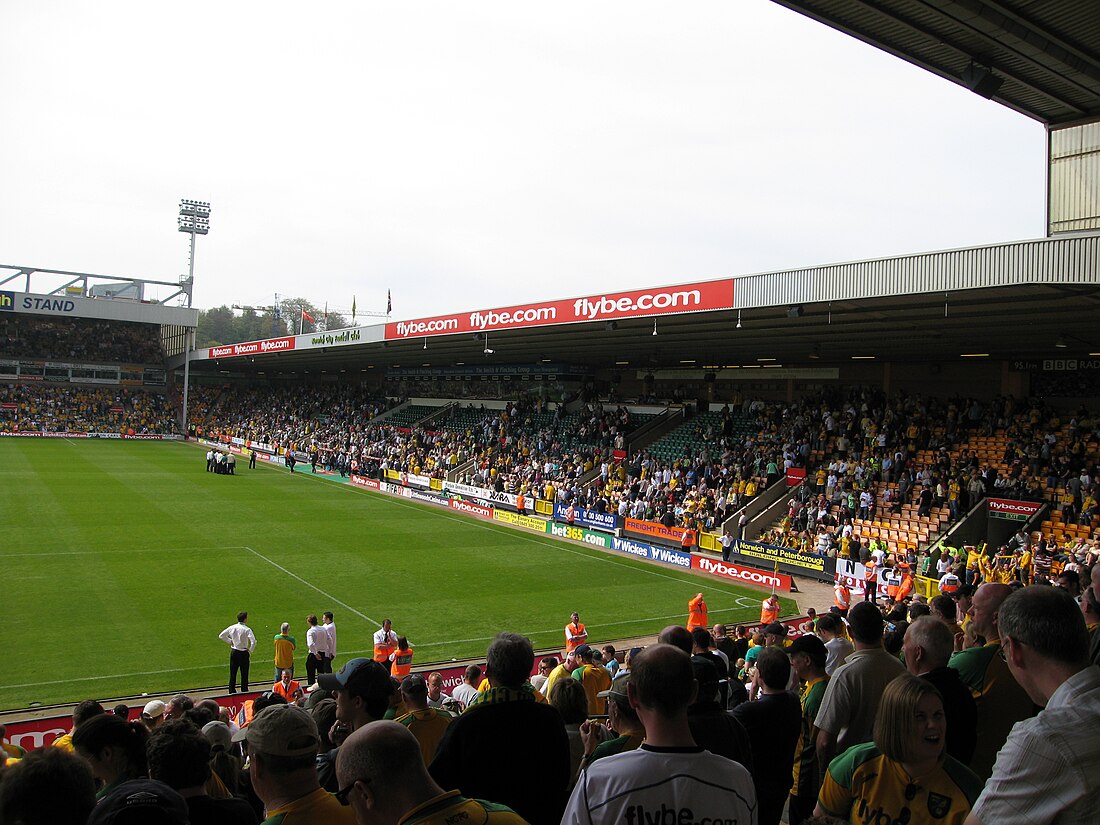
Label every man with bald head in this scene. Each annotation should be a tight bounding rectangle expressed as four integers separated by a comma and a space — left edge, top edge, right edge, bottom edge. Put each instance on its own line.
562, 644, 756, 825
949, 582, 1034, 780
337, 721, 526, 825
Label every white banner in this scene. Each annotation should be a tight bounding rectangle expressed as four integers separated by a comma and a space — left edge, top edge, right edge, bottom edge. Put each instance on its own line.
444, 481, 518, 506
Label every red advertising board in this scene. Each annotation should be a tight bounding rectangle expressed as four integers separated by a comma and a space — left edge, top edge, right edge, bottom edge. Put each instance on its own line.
384, 279, 734, 340
786, 466, 806, 486
691, 555, 792, 592
987, 498, 1041, 520
208, 336, 296, 359
350, 474, 381, 491
449, 498, 494, 519
4, 692, 260, 752
625, 518, 694, 544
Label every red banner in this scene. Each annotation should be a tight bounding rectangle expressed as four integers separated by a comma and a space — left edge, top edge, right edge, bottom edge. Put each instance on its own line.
625, 518, 695, 544
4, 692, 261, 752
691, 555, 792, 592
786, 466, 806, 486
208, 336, 296, 359
350, 474, 381, 491
987, 498, 1041, 519
449, 498, 493, 519
384, 279, 735, 340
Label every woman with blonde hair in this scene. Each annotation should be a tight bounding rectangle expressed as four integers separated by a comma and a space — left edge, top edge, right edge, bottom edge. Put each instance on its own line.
815, 673, 981, 825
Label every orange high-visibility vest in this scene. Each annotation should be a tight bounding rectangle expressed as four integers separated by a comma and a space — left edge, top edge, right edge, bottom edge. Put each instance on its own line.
833, 583, 851, 610
760, 598, 780, 625
896, 574, 914, 601
391, 647, 414, 677
374, 634, 397, 663
687, 595, 708, 631
565, 622, 587, 653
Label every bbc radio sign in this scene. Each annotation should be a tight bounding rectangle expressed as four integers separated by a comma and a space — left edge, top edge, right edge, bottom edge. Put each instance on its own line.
1042, 359, 1100, 371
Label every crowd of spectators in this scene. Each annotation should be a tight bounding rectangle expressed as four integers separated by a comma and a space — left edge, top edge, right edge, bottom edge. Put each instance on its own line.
0, 384, 177, 435
0, 315, 165, 365
4, 574, 1098, 825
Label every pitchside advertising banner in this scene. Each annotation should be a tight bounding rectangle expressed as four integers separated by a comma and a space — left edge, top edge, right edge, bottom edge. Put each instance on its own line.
735, 539, 833, 581
384, 279, 735, 340
625, 518, 695, 546
553, 502, 618, 532
987, 498, 1042, 521
610, 536, 692, 569
546, 521, 612, 548
691, 556, 793, 592
445, 481, 518, 507
496, 509, 552, 532
6, 692, 261, 752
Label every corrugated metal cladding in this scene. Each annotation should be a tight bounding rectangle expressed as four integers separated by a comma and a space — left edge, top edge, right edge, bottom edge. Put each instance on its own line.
732, 235, 1100, 308
1050, 122, 1100, 233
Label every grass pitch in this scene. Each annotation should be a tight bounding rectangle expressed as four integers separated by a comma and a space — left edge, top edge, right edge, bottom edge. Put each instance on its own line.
1, 440, 790, 709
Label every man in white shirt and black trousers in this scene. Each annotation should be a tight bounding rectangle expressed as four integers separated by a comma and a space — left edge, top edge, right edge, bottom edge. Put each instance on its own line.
218, 611, 257, 693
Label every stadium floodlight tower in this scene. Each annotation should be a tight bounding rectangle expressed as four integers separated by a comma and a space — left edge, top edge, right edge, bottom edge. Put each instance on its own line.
177, 199, 210, 435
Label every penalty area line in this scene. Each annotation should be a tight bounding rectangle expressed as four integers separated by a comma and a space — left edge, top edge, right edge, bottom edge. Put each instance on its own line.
242, 546, 379, 627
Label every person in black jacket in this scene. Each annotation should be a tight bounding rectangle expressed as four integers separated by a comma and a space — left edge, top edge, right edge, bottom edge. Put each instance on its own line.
430, 632, 570, 825
902, 616, 977, 764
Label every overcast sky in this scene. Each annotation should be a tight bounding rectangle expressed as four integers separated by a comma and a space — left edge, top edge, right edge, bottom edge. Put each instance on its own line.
1, 1, 1044, 321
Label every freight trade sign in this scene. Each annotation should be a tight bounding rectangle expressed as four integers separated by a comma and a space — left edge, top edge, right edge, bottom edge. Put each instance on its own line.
385, 279, 734, 339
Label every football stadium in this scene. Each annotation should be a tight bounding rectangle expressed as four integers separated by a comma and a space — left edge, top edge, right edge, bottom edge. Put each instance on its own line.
2, 2, 1100, 825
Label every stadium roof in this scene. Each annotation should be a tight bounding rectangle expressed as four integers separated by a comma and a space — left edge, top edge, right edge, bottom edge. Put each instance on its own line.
768, 0, 1100, 125
190, 234, 1100, 376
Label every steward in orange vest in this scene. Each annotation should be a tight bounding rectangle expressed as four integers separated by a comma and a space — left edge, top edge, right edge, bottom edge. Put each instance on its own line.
687, 593, 708, 631
390, 637, 414, 677
760, 594, 780, 625
565, 612, 588, 653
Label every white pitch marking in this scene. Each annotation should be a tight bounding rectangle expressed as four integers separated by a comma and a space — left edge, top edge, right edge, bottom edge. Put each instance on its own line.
242, 545, 380, 627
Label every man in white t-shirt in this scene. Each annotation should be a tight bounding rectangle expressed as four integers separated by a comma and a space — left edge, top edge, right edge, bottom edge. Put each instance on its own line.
450, 664, 481, 709
563, 644, 756, 825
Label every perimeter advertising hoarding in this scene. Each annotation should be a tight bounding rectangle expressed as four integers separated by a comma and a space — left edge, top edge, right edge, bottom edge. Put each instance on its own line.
448, 498, 493, 519
553, 501, 617, 532
610, 536, 692, 569
691, 556, 792, 592
5, 692, 261, 752
384, 279, 735, 340
445, 481, 518, 507
987, 498, 1042, 521
495, 509, 552, 532
735, 539, 833, 581
546, 521, 613, 549
625, 517, 695, 545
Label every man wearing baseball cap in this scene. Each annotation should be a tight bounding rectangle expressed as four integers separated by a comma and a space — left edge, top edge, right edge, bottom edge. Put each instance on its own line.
312, 657, 395, 792
233, 704, 355, 824
140, 700, 167, 731
318, 658, 395, 733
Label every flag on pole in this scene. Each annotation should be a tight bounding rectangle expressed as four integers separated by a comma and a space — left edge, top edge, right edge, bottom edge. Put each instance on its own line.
351, 295, 357, 322
387, 289, 392, 315
323, 302, 328, 329
301, 308, 315, 324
